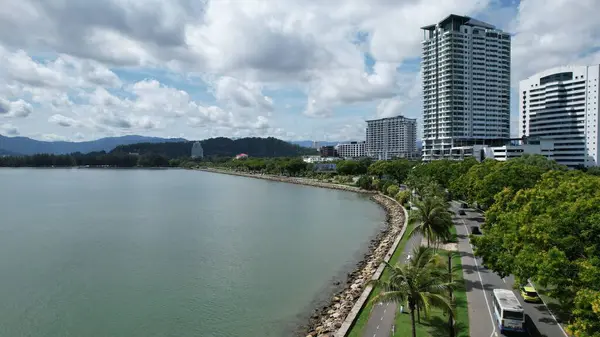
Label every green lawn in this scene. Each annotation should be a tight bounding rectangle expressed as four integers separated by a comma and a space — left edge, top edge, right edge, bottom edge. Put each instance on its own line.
347, 221, 416, 337
392, 251, 469, 337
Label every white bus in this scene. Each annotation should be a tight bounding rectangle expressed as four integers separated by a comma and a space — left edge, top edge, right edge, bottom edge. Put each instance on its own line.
492, 289, 525, 333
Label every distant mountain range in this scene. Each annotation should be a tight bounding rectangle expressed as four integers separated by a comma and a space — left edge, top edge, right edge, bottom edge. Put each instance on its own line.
0, 134, 423, 156
0, 135, 186, 155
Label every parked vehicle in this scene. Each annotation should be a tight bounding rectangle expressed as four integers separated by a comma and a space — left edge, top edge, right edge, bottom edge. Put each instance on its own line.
470, 226, 482, 235
458, 209, 466, 216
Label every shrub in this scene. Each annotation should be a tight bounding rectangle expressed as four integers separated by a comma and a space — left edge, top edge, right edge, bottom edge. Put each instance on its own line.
356, 175, 373, 190
386, 184, 400, 197
395, 190, 411, 205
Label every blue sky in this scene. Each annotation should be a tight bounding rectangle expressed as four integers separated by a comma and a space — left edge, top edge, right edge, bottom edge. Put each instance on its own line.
0, 0, 598, 142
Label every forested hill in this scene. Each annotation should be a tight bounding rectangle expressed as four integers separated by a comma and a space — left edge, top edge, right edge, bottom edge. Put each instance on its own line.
112, 137, 317, 158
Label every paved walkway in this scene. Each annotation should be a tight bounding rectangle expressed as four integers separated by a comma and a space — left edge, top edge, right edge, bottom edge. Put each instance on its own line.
362, 232, 422, 337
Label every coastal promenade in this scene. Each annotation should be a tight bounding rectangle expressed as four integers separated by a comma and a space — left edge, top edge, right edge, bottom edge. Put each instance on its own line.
196, 168, 408, 337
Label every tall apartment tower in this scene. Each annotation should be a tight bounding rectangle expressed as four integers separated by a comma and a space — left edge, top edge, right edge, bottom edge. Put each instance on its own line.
520, 65, 600, 167
421, 15, 511, 160
366, 116, 417, 160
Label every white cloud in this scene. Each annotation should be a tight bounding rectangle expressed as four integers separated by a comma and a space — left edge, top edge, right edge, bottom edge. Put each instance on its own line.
0, 0, 598, 142
48, 114, 77, 127
376, 98, 405, 118
214, 77, 273, 112
510, 0, 600, 81
0, 98, 32, 118
0, 123, 19, 135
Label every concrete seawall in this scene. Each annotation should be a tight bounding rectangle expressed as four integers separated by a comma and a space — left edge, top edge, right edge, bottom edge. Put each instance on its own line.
196, 168, 408, 337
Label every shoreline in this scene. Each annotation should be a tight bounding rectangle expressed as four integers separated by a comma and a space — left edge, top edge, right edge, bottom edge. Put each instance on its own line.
196, 168, 406, 337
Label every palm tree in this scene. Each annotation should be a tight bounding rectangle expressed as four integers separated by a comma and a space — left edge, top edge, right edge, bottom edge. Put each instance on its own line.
370, 246, 455, 337
408, 196, 453, 247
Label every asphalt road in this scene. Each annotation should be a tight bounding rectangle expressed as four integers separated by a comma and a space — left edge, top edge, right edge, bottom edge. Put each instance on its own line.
450, 201, 569, 337
362, 231, 423, 337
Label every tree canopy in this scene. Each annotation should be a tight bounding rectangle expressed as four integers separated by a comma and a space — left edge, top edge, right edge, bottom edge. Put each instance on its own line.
473, 170, 600, 336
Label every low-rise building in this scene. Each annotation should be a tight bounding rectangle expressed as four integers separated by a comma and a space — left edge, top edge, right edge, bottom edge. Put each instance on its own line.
335, 141, 366, 158
302, 156, 338, 164
320, 145, 338, 157
436, 138, 555, 162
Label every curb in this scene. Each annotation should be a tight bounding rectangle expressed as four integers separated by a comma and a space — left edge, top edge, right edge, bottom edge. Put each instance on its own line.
334, 194, 409, 337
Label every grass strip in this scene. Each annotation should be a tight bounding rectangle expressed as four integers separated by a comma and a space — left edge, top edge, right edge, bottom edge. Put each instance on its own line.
346, 221, 416, 337
391, 250, 469, 337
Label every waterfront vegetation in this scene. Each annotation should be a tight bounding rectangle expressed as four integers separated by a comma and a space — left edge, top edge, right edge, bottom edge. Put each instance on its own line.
370, 246, 456, 337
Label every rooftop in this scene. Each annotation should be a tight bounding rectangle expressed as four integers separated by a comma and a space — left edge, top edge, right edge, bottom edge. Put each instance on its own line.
421, 14, 496, 31
366, 115, 416, 123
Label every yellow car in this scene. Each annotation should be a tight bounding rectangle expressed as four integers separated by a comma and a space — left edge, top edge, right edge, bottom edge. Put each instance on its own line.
520, 286, 541, 303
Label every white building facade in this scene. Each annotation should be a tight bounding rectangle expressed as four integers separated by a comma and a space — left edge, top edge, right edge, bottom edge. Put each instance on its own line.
336, 141, 366, 158
421, 15, 511, 160
191, 141, 204, 158
520, 65, 600, 167
366, 116, 417, 160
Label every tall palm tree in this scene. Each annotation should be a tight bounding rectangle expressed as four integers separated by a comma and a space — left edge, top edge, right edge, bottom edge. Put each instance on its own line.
370, 246, 455, 337
408, 196, 453, 246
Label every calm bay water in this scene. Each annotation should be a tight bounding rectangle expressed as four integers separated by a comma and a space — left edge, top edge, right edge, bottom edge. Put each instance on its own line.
0, 169, 385, 337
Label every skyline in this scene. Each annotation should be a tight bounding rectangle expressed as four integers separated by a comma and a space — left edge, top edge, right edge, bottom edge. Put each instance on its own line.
1, 0, 599, 142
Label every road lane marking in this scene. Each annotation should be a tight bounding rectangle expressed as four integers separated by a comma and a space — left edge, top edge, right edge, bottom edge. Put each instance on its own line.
383, 308, 386, 314
502, 278, 506, 283
528, 280, 569, 337
381, 316, 383, 321
376, 325, 379, 330
461, 219, 497, 337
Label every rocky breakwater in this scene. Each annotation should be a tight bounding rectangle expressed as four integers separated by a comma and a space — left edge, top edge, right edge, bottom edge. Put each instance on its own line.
197, 168, 377, 194
304, 194, 405, 337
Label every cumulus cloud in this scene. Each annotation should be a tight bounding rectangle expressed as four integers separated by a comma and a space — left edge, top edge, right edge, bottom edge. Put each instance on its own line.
214, 77, 273, 112
0, 98, 32, 118
0, 123, 19, 135
0, 0, 599, 141
376, 98, 405, 118
49, 114, 77, 127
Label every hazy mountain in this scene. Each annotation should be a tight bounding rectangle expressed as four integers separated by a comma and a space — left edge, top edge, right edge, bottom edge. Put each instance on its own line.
0, 148, 21, 156
113, 137, 318, 158
0, 135, 187, 155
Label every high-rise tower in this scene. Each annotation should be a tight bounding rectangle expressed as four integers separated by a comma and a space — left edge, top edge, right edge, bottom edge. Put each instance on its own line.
421, 14, 511, 160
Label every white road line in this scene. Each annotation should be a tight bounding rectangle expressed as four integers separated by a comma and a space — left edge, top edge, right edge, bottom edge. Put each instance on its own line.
383, 309, 386, 314
528, 280, 569, 337
461, 219, 497, 337
502, 278, 506, 283
380, 316, 383, 321
376, 325, 379, 330
372, 334, 376, 337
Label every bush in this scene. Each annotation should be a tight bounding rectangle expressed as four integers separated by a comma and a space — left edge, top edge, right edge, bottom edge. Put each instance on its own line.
378, 179, 393, 193
395, 190, 411, 205
356, 175, 373, 190
386, 184, 400, 197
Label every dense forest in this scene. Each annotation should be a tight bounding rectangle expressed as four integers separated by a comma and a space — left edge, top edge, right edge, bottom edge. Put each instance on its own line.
112, 137, 317, 158
0, 137, 317, 167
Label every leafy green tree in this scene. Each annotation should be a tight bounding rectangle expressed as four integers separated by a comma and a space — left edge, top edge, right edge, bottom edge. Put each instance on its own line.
473, 170, 600, 336
408, 197, 453, 247
395, 190, 411, 205
356, 175, 373, 190
370, 246, 454, 337
336, 160, 360, 175
386, 184, 400, 197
